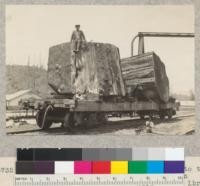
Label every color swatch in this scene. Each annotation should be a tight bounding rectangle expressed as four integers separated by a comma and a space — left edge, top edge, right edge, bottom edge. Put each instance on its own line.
16, 161, 54, 174
74, 161, 92, 174
111, 161, 128, 174
128, 161, 147, 174
55, 161, 74, 174
147, 161, 164, 174
17, 148, 82, 161
92, 161, 110, 174
164, 161, 185, 174
16, 148, 184, 174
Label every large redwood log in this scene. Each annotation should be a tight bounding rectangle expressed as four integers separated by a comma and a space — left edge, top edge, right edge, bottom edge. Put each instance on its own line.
121, 52, 169, 103
48, 42, 125, 100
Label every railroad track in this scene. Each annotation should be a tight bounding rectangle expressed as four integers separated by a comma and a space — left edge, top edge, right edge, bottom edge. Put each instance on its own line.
6, 113, 195, 135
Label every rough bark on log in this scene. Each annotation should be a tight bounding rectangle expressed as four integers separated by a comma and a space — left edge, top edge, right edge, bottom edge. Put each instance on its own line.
48, 42, 125, 100
121, 52, 169, 103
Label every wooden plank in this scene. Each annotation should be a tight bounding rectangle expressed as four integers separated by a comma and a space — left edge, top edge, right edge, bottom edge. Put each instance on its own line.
122, 66, 153, 74
121, 52, 154, 64
121, 62, 152, 71
125, 77, 155, 85
122, 69, 154, 79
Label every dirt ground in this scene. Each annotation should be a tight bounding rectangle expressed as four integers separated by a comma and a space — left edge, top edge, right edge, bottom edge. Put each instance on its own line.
6, 101, 195, 136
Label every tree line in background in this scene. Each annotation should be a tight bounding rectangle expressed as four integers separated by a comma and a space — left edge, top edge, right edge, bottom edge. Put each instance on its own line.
6, 64, 49, 97
171, 90, 195, 101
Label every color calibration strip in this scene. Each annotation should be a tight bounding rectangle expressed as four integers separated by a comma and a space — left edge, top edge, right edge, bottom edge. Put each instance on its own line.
16, 160, 184, 174
17, 148, 184, 161
16, 148, 184, 174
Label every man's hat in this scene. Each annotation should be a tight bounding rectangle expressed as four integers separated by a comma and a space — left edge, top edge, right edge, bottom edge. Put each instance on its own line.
75, 24, 80, 27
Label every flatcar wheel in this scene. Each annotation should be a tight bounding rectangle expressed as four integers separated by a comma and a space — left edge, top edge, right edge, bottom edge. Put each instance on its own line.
36, 105, 53, 130
159, 113, 165, 120
96, 113, 107, 125
74, 113, 85, 126
85, 113, 107, 127
149, 114, 154, 120
84, 113, 97, 128
63, 112, 75, 130
167, 110, 173, 119
36, 109, 44, 128
139, 114, 145, 120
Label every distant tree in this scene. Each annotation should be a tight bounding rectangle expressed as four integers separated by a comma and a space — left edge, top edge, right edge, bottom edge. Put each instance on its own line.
189, 90, 195, 100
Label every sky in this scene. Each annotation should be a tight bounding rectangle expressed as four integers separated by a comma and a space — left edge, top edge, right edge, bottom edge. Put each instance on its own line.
6, 5, 194, 94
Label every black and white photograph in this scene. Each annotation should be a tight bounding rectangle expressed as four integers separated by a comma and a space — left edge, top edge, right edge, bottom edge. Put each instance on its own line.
6, 5, 195, 135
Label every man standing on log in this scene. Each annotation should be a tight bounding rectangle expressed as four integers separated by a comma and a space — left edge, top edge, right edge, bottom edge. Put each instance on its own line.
71, 25, 86, 52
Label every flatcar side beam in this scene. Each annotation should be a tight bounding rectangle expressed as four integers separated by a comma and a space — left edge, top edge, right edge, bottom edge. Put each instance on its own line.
73, 101, 159, 112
